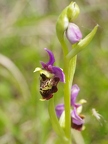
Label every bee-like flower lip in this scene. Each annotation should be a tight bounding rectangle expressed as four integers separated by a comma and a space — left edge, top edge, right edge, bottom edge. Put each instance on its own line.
40, 74, 60, 100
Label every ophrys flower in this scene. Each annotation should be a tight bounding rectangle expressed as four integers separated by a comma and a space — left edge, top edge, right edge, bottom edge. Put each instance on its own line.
34, 48, 65, 100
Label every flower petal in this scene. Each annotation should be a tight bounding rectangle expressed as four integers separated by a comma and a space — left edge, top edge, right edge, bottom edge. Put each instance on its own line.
33, 67, 42, 72
71, 107, 84, 125
45, 48, 55, 65
40, 61, 47, 69
40, 48, 55, 71
71, 84, 80, 107
52, 66, 65, 82
59, 110, 65, 128
55, 104, 64, 118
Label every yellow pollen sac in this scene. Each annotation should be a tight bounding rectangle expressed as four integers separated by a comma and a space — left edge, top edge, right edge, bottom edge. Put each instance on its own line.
79, 99, 87, 104
77, 99, 87, 114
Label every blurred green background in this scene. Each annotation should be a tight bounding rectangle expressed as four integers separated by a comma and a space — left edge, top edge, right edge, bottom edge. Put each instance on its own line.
0, 0, 108, 144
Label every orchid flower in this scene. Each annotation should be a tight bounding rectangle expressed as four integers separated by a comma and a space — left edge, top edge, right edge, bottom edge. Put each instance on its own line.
34, 48, 65, 100
55, 84, 86, 131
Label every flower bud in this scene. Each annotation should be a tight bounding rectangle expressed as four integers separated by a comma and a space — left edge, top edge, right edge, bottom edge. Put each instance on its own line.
66, 23, 82, 44
67, 24, 99, 59
56, 2, 80, 46
67, 2, 80, 21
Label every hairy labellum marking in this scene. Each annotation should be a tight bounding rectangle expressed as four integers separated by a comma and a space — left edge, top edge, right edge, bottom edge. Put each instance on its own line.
40, 74, 60, 100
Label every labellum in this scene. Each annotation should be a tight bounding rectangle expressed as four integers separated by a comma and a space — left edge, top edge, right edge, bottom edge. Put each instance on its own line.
71, 114, 85, 131
40, 74, 60, 100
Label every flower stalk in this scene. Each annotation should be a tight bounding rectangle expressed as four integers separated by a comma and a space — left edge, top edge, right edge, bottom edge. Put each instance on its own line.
64, 57, 71, 141
62, 45, 77, 143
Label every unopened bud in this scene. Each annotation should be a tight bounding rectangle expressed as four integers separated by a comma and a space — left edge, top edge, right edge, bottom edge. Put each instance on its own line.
67, 2, 80, 21
66, 23, 82, 44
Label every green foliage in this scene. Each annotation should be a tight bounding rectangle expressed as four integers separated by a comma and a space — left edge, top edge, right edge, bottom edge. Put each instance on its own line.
0, 0, 108, 144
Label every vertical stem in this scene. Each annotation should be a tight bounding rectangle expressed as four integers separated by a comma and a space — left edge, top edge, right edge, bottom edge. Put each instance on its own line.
64, 55, 77, 143
64, 57, 71, 142
68, 56, 77, 87
59, 39, 68, 56
57, 36, 77, 144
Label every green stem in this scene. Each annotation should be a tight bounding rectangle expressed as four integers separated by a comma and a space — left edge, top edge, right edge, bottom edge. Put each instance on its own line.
64, 57, 71, 141
57, 35, 77, 143
48, 97, 68, 144
63, 55, 77, 143
68, 56, 77, 87
58, 38, 68, 56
